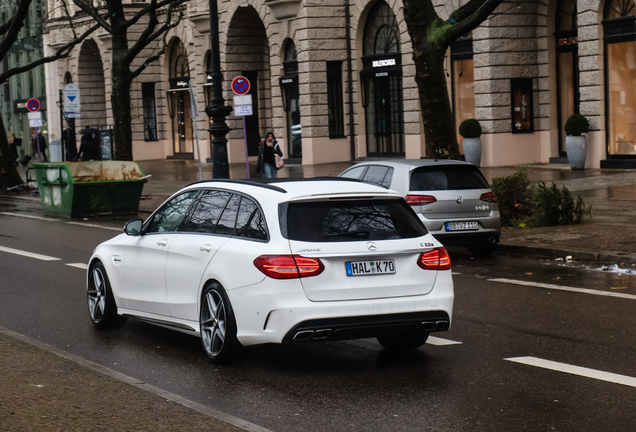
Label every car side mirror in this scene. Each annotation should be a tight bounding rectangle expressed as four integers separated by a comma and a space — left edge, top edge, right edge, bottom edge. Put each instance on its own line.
124, 219, 143, 236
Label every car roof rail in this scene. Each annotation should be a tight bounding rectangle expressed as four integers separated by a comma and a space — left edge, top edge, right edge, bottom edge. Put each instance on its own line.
185, 179, 288, 193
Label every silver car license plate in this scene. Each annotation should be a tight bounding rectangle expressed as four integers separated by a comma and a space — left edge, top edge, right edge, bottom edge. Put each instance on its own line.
346, 260, 395, 276
446, 221, 479, 231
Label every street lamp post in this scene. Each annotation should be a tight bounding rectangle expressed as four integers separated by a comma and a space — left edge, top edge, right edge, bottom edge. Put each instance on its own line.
205, 0, 233, 178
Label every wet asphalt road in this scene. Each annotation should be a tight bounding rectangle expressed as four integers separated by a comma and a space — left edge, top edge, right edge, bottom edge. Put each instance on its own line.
0, 212, 635, 432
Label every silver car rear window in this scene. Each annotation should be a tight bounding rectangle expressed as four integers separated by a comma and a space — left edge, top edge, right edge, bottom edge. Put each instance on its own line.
410, 165, 489, 191
284, 198, 428, 242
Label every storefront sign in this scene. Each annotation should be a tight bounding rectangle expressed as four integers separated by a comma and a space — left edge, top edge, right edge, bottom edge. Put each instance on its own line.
372, 58, 396, 67
375, 72, 389, 77
558, 37, 579, 46
281, 78, 293, 84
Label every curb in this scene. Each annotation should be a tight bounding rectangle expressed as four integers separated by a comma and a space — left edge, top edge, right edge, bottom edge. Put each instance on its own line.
497, 243, 636, 265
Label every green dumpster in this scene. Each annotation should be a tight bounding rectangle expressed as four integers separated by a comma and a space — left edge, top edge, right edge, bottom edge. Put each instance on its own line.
33, 161, 148, 217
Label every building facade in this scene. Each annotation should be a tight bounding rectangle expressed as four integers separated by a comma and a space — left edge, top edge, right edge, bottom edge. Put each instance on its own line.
2, 0, 48, 160
44, 0, 636, 168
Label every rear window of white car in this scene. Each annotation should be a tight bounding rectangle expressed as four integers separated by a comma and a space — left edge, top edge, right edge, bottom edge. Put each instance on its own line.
410, 165, 489, 191
284, 198, 427, 242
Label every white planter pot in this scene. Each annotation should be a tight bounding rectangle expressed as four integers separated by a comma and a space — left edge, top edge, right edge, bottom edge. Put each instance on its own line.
565, 135, 587, 170
463, 137, 482, 167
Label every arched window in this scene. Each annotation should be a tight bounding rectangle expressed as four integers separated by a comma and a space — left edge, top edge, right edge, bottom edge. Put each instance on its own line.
361, 1, 404, 157
603, 0, 636, 157
555, 0, 579, 156
281, 40, 301, 158
167, 40, 193, 156
363, 2, 400, 56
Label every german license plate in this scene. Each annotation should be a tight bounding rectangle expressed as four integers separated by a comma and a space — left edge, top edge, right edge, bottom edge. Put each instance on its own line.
446, 221, 479, 231
346, 260, 395, 276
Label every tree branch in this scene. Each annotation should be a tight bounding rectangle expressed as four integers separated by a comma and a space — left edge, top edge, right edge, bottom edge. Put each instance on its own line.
125, 0, 160, 64
0, 0, 32, 60
72, 0, 112, 33
0, 22, 99, 85
125, 0, 187, 28
446, 0, 504, 41
131, 10, 183, 78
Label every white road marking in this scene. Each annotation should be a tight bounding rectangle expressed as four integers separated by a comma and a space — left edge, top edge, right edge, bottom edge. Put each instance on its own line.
0, 245, 61, 261
66, 263, 88, 270
65, 222, 121, 232
505, 356, 636, 388
489, 278, 636, 301
451, 272, 461, 275
427, 336, 462, 346
0, 212, 60, 222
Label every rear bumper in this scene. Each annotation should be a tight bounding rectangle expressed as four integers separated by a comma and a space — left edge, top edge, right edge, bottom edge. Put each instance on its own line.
432, 230, 501, 246
228, 270, 454, 346
283, 311, 450, 343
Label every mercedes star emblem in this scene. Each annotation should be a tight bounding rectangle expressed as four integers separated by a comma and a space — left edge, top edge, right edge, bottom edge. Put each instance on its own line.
456, 196, 463, 204
367, 242, 377, 251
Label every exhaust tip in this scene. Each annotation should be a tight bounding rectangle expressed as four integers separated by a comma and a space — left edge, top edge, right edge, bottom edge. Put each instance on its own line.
313, 329, 332, 340
422, 321, 437, 331
488, 236, 497, 244
293, 330, 314, 341
435, 320, 449, 331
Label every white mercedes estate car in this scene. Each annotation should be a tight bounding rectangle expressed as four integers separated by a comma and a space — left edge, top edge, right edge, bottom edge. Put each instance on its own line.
87, 179, 454, 363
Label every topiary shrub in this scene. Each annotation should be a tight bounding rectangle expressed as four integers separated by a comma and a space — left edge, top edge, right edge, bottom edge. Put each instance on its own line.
459, 118, 482, 138
564, 114, 590, 136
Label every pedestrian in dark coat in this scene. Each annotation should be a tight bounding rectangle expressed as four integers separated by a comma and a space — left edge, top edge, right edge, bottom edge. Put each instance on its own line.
78, 128, 97, 161
31, 131, 47, 162
8, 133, 21, 166
256, 131, 283, 178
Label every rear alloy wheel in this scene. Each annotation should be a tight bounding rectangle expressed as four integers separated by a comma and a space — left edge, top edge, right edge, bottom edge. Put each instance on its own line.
468, 241, 497, 257
200, 283, 241, 364
87, 262, 123, 329
377, 329, 429, 350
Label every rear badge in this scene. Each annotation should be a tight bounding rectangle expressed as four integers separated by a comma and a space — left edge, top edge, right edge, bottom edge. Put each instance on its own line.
456, 196, 463, 204
367, 242, 377, 251
296, 248, 321, 253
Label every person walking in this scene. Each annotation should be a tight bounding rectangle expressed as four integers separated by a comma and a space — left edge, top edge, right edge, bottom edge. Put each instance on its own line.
31, 131, 47, 162
8, 133, 21, 166
78, 127, 97, 161
63, 127, 77, 161
256, 131, 283, 179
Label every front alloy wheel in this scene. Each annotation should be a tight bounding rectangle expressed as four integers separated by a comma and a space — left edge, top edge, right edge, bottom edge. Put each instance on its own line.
200, 283, 241, 364
87, 262, 122, 329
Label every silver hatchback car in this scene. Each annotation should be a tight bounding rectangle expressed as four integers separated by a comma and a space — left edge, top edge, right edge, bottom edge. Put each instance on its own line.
339, 159, 501, 256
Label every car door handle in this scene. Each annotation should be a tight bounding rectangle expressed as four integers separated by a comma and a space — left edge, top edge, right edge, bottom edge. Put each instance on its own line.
199, 244, 212, 252
156, 239, 169, 246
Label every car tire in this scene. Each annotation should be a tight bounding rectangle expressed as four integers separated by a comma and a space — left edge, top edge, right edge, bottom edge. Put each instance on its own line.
87, 261, 124, 329
200, 282, 242, 364
468, 241, 497, 257
377, 329, 429, 350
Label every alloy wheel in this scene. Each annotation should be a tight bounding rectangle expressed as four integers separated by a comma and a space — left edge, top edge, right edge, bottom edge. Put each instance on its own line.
88, 267, 106, 323
201, 290, 227, 357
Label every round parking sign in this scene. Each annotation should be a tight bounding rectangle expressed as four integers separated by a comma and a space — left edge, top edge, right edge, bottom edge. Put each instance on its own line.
27, 98, 40, 112
231, 76, 250, 95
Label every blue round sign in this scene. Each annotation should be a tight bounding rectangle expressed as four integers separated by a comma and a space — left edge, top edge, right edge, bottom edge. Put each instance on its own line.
27, 98, 40, 112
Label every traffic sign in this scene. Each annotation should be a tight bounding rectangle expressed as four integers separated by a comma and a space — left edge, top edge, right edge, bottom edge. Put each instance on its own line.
63, 83, 81, 113
26, 98, 40, 112
231, 76, 250, 95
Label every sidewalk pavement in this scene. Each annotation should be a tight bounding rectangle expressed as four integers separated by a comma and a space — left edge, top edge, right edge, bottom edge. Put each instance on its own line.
2, 159, 636, 430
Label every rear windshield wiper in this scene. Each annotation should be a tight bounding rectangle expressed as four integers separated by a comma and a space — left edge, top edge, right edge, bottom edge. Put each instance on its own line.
324, 230, 371, 238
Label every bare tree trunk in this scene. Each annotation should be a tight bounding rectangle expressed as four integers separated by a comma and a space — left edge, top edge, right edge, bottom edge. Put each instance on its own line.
0, 115, 24, 191
111, 65, 133, 161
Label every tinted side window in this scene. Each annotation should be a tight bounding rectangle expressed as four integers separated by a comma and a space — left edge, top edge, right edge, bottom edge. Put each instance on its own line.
410, 165, 490, 191
184, 190, 232, 233
340, 166, 367, 180
362, 165, 390, 187
215, 194, 241, 235
146, 191, 198, 233
287, 198, 427, 242
235, 196, 268, 241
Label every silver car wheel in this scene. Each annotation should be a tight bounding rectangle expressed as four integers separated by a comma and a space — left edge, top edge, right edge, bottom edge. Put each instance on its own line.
88, 267, 107, 323
201, 290, 227, 357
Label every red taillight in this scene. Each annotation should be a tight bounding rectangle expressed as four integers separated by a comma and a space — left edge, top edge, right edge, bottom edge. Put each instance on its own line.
405, 194, 437, 205
254, 255, 325, 279
480, 192, 497, 203
417, 247, 451, 271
